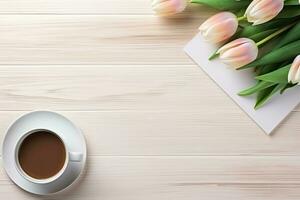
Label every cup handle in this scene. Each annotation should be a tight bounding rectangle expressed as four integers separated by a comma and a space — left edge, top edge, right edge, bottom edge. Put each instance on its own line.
69, 152, 83, 162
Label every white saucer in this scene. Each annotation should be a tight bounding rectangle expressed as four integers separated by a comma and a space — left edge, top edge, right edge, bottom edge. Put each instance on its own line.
2, 111, 87, 195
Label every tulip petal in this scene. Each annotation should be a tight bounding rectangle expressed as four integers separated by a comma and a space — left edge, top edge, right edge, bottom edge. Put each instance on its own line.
289, 55, 300, 84
218, 38, 256, 53
152, 0, 186, 16
199, 12, 238, 43
245, 0, 259, 15
152, 0, 167, 7
200, 12, 235, 31
288, 64, 297, 83
152, 1, 175, 13
217, 38, 249, 54
203, 18, 237, 43
222, 42, 257, 58
252, 0, 283, 25
295, 66, 300, 85
173, 0, 186, 12
217, 38, 258, 68
246, 0, 284, 25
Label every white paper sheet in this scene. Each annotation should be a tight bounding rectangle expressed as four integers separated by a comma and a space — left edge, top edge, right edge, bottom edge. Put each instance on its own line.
184, 33, 300, 135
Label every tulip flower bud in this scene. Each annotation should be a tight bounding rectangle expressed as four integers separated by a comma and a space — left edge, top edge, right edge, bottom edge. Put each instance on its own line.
152, 0, 186, 16
199, 12, 238, 44
245, 0, 284, 25
217, 38, 258, 69
288, 55, 300, 84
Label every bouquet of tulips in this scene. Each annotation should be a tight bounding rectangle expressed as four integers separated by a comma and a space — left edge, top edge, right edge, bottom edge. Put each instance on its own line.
152, 0, 300, 109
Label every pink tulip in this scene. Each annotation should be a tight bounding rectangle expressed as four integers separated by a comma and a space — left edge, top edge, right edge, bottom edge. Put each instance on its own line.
245, 0, 284, 25
199, 12, 238, 44
288, 55, 300, 84
152, 0, 186, 16
216, 38, 258, 69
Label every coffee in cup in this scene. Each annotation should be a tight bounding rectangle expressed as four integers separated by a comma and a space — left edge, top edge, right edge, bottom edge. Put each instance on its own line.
17, 130, 67, 180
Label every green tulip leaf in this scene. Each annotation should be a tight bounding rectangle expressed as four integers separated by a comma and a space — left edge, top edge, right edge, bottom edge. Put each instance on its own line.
249, 29, 278, 42
284, 0, 300, 5
275, 21, 300, 48
238, 81, 276, 96
190, 0, 251, 10
238, 19, 291, 38
256, 64, 276, 76
255, 86, 274, 109
256, 60, 292, 75
280, 83, 298, 94
277, 6, 300, 18
254, 84, 286, 109
255, 64, 291, 83
240, 40, 300, 69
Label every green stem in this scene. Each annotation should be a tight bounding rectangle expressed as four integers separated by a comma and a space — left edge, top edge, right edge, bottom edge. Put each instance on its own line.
256, 23, 295, 47
237, 15, 247, 21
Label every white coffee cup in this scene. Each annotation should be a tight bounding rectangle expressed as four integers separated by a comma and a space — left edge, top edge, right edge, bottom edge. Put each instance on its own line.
14, 129, 84, 185
2, 111, 87, 195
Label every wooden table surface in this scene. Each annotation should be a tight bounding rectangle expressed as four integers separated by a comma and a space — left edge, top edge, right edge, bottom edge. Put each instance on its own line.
0, 1, 300, 199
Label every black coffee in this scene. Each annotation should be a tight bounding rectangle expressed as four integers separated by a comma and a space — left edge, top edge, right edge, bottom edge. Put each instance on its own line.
18, 131, 66, 179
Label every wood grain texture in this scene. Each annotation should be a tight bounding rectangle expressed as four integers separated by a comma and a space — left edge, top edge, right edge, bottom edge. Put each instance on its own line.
0, 65, 251, 111
0, 0, 152, 14
0, 14, 212, 64
0, 0, 299, 199
0, 0, 209, 14
2, 156, 300, 199
0, 111, 300, 156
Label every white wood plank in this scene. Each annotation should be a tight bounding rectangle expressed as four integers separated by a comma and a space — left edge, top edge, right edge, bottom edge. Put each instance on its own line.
1, 156, 300, 199
0, 0, 211, 15
2, 182, 300, 200
0, 111, 300, 156
0, 15, 205, 64
0, 0, 152, 14
0, 65, 239, 111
